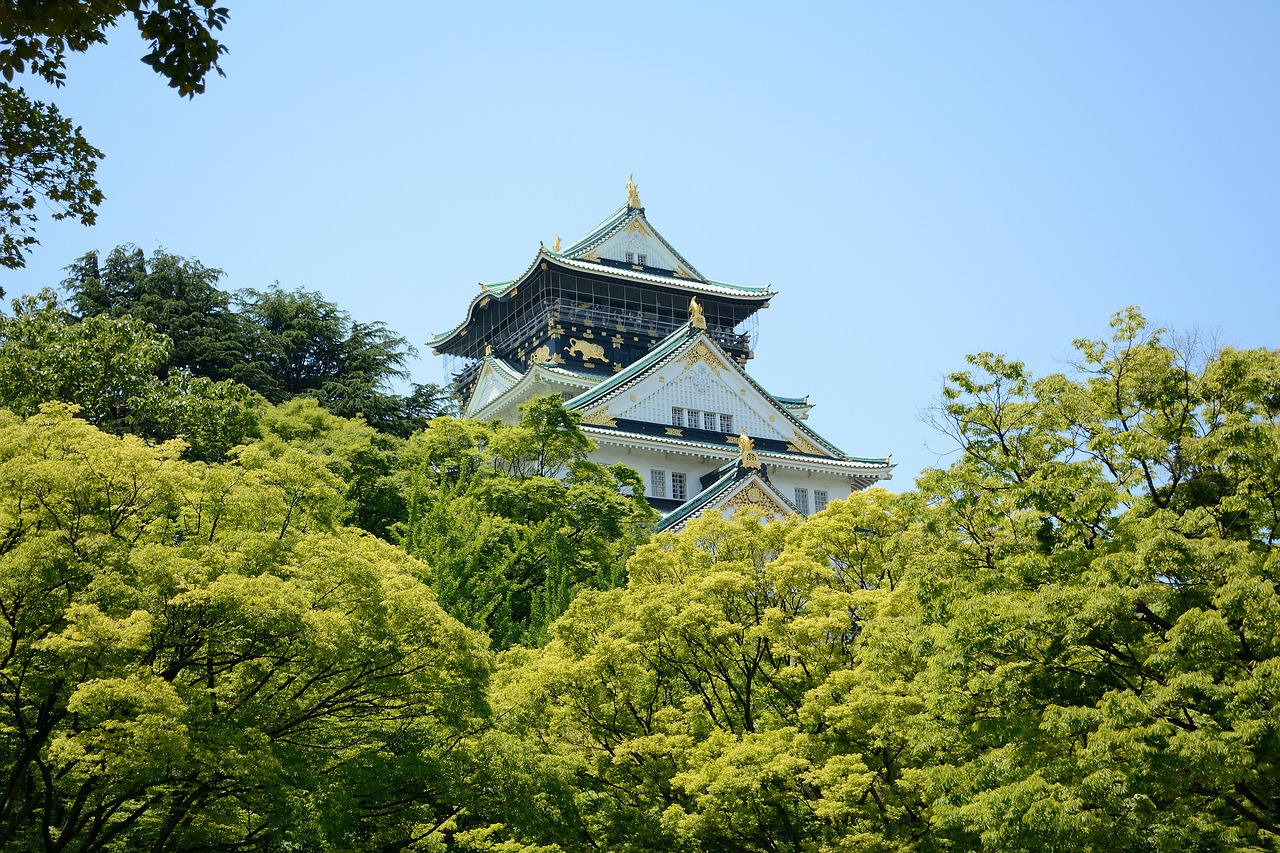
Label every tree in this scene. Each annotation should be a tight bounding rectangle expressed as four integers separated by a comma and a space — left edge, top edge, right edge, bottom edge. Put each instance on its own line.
235, 284, 429, 426
0, 404, 492, 851
62, 244, 260, 385
896, 308, 1280, 850
476, 308, 1280, 853
0, 289, 260, 459
0, 1, 229, 268
402, 396, 656, 649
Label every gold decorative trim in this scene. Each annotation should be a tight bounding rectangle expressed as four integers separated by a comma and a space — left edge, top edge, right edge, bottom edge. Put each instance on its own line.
531, 344, 550, 364
665, 428, 684, 436
723, 482, 789, 516
581, 407, 617, 427
786, 432, 826, 456
678, 340, 722, 374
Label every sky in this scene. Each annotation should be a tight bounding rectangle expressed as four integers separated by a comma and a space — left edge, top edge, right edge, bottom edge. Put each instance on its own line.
3, 2, 1277, 489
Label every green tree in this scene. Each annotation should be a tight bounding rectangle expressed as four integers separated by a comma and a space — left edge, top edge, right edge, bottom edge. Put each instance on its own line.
62, 244, 261, 385
403, 396, 656, 649
472, 501, 927, 853
0, 1, 229, 268
477, 308, 1280, 853
254, 395, 409, 541
894, 308, 1280, 851
235, 284, 440, 429
0, 404, 492, 851
0, 289, 260, 459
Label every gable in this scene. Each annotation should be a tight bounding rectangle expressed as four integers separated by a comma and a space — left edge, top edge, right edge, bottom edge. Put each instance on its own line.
576, 216, 700, 280
579, 334, 836, 456
464, 360, 519, 417
658, 468, 797, 532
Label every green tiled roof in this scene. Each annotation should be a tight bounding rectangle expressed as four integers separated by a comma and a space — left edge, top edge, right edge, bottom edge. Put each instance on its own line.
566, 322, 699, 412
567, 323, 890, 468
656, 468, 736, 532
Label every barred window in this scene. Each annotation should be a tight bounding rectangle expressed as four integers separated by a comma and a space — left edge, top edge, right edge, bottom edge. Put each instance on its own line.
703, 412, 717, 431
671, 472, 687, 501
625, 251, 635, 264
671, 407, 684, 427
814, 490, 829, 512
719, 413, 733, 432
794, 487, 810, 515
637, 253, 647, 266
651, 469, 667, 498
687, 410, 700, 428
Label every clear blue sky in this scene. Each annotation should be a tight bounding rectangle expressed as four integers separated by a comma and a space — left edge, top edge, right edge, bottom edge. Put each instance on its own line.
4, 2, 1277, 488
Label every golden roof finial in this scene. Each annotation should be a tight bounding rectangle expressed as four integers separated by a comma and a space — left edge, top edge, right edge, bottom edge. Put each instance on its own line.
737, 429, 761, 469
626, 174, 642, 210
485, 343, 493, 356
689, 295, 707, 330
551, 235, 562, 253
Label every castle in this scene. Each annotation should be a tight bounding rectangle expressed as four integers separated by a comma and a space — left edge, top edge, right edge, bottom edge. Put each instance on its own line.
431, 178, 892, 530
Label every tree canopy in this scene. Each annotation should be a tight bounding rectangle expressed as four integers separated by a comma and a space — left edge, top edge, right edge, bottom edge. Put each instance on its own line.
0, 1, 229, 268
0, 404, 491, 852
462, 308, 1280, 853
3, 303, 1278, 852
402, 396, 658, 650
58, 245, 455, 437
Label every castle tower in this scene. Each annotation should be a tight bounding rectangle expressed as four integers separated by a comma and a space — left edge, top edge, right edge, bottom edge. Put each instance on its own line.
431, 178, 892, 529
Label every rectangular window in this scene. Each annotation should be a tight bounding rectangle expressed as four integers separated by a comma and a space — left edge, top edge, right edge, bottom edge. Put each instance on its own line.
671, 407, 684, 427
650, 469, 667, 498
687, 410, 700, 429
704, 411, 717, 431
719, 413, 733, 433
814, 490, 829, 512
671, 472, 687, 501
637, 253, 647, 266
625, 251, 635, 264
795, 487, 810, 515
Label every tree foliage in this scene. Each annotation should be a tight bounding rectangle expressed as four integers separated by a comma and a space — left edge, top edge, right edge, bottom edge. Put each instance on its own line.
0, 404, 491, 852
472, 309, 1280, 853
60, 246, 456, 436
0, 1, 229, 268
0, 289, 260, 459
403, 396, 657, 650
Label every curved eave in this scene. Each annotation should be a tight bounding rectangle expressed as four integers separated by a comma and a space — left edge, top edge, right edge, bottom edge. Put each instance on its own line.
430, 254, 772, 353
581, 426, 894, 475
569, 325, 881, 465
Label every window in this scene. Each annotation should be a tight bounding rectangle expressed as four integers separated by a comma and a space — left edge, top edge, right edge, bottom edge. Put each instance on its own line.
671, 407, 684, 427
704, 412, 717, 431
650, 469, 667, 498
687, 409, 700, 428
672, 472, 687, 501
794, 488, 810, 515
719, 414, 733, 433
637, 253, 647, 266
814, 490, 829, 512
625, 251, 635, 264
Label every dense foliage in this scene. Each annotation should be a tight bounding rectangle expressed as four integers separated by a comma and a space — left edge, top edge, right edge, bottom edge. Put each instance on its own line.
0, 1, 229, 268
0, 405, 490, 852
402, 396, 658, 650
465, 308, 1280, 852
1, 303, 1277, 852
61, 246, 450, 434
